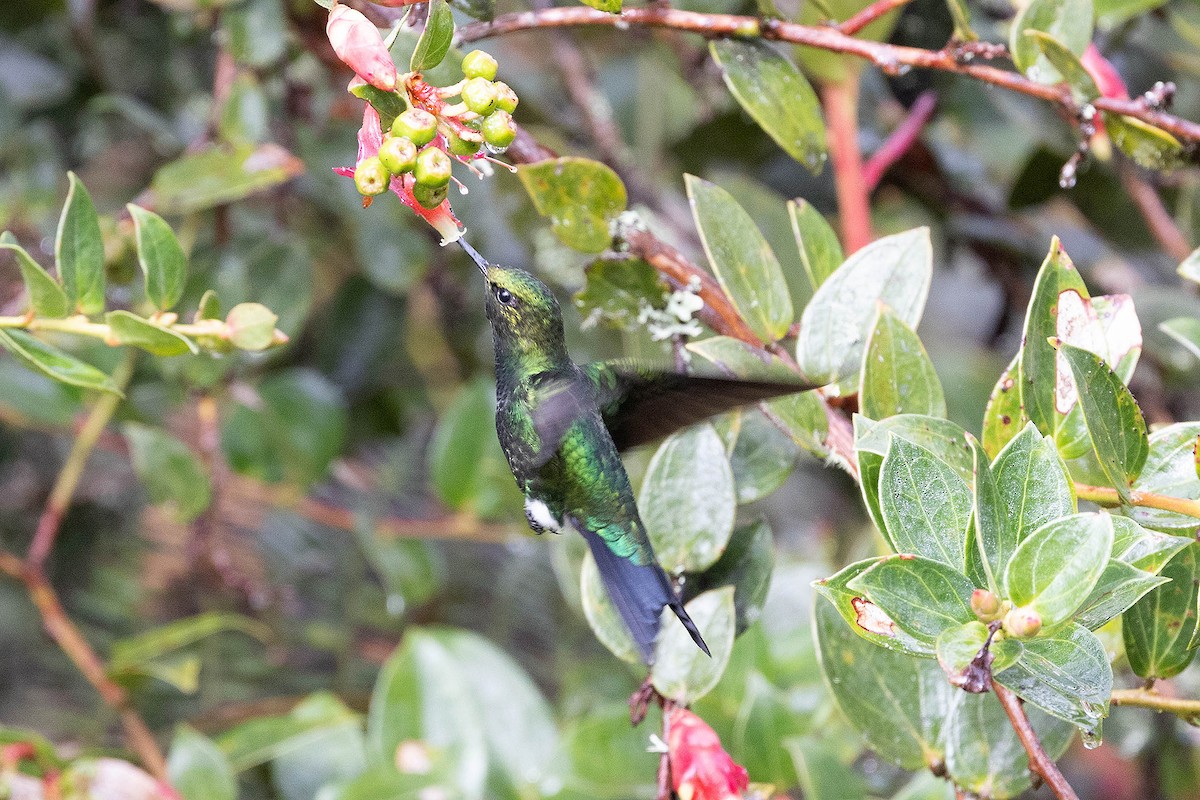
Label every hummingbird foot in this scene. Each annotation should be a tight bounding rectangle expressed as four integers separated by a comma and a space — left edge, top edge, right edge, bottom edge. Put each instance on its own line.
629, 675, 662, 727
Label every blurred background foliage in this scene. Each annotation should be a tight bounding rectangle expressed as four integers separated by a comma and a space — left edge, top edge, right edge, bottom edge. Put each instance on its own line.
2, 0, 1200, 798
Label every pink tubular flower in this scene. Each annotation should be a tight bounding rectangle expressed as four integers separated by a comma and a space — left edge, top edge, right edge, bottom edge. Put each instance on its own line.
326, 3, 397, 92
1081, 44, 1129, 100
667, 707, 750, 800
334, 105, 464, 244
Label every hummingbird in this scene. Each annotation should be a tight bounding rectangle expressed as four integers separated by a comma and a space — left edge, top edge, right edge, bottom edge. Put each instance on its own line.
459, 239, 816, 662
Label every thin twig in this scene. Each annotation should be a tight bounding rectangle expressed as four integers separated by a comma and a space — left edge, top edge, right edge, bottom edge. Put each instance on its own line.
821, 78, 873, 252
455, 7, 1200, 145
1074, 483, 1200, 520
992, 679, 1081, 800
1111, 688, 1200, 722
1116, 159, 1193, 263
863, 90, 938, 191
837, 0, 915, 37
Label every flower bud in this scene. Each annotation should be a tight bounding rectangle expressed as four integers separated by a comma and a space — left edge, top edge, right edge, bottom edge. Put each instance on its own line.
354, 156, 391, 196
412, 180, 449, 209
481, 109, 517, 150
379, 136, 417, 174
667, 707, 750, 800
493, 81, 519, 113
392, 108, 439, 147
326, 4, 397, 91
414, 147, 452, 187
462, 49, 499, 81
970, 589, 1001, 621
461, 77, 498, 115
1003, 606, 1043, 640
1081, 43, 1129, 100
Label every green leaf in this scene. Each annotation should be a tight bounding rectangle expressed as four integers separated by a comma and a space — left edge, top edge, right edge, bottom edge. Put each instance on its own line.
350, 83, 408, 132
574, 258, 667, 332
878, 436, 972, 568
813, 558, 934, 656
689, 518, 774, 634
150, 144, 304, 215
579, 0, 620, 13
1029, 31, 1099, 102
1127, 422, 1200, 534
848, 555, 975, 643
333, 766, 461, 800
652, 587, 736, 703
56, 172, 105, 314
517, 158, 627, 253
106, 310, 197, 356
787, 198, 843, 292
0, 242, 69, 318
1003, 512, 1114, 629
687, 335, 801, 382
356, 530, 444, 615
1123, 543, 1200, 680
1010, 0, 1094, 82
787, 737, 869, 800
946, 0, 976, 40
936, 621, 1021, 688
128, 205, 187, 311
224, 0, 287, 67
767, 390, 829, 458
725, 410, 797, 504
0, 329, 120, 394
709, 39, 826, 173
685, 175, 794, 342
995, 624, 1111, 740
991, 422, 1075, 545
859, 304, 945, 419
110, 612, 269, 684
410, 0, 455, 71
797, 228, 932, 387
812, 599, 951, 771
1105, 114, 1186, 172
169, 726, 238, 800
580, 551, 642, 664
639, 424, 737, 573
1112, 515, 1193, 572
1074, 558, 1167, 630
427, 379, 519, 515
1058, 342, 1149, 499
559, 705, 657, 797
968, 437, 1007, 593
123, 423, 213, 522
448, 0, 494, 21
981, 354, 1026, 458
225, 302, 279, 351
198, 289, 222, 321
1180, 247, 1200, 284
1160, 316, 1200, 360
943, 690, 1074, 799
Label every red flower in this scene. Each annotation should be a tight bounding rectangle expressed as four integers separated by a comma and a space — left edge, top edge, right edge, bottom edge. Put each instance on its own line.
1081, 44, 1129, 100
667, 707, 750, 800
333, 105, 464, 244
326, 3, 397, 92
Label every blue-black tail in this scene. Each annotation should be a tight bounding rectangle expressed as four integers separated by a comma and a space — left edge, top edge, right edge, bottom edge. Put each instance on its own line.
577, 522, 710, 663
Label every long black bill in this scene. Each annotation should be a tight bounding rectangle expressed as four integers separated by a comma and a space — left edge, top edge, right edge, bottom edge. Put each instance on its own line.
457, 238, 490, 276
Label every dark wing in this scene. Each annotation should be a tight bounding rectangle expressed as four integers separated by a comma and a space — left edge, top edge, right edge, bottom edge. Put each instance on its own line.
526, 370, 598, 469
585, 360, 820, 451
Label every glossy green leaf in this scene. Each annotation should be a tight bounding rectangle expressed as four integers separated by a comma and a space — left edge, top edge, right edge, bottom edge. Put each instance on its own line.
798, 228, 932, 387
256, 695, 366, 799
1105, 114, 1186, 172
788, 736, 869, 800
813, 599, 951, 771
580, 550, 642, 665
995, 624, 1110, 740
0, 242, 69, 318
110, 612, 268, 677
1074, 559, 1167, 630
106, 310, 197, 356
767, 390, 829, 458
878, 436, 971, 567
685, 175, 794, 342
813, 558, 934, 656
0, 329, 119, 394
328, 765, 459, 800
0, 358, 81, 428
991, 422, 1075, 545
128, 205, 187, 311
1123, 543, 1200, 680
689, 518, 774, 633
787, 198, 843, 292
848, 555, 975, 643
725, 410, 797, 504
558, 705, 657, 797
517, 158, 627, 253
1029, 31, 1099, 102
982, 354, 1026, 458
150, 144, 303, 216
427, 379, 518, 515
722, 672, 807, 788
860, 304, 945, 419
410, 0, 454, 71
709, 39, 826, 173
198, 289, 222, 321
1127, 422, 1200, 534
123, 423, 213, 522
936, 621, 1022, 688
687, 335, 801, 382
1004, 512, 1114, 629
169, 726, 237, 800
968, 437, 1006, 593
943, 690, 1074, 799
1160, 316, 1200, 360
1112, 515, 1194, 572
574, 258, 667, 332
56, 172, 105, 314
1010, 0, 1094, 83
1059, 343, 1149, 499
579, 0, 620, 13
640, 423, 736, 573
652, 587, 736, 704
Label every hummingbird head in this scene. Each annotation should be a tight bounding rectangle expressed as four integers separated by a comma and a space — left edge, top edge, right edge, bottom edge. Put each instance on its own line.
459, 239, 569, 372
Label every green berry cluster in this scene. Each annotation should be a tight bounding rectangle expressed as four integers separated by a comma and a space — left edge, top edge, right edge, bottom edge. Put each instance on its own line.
353, 49, 520, 209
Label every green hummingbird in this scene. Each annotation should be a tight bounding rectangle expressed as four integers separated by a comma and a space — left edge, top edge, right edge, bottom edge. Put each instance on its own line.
459, 239, 815, 662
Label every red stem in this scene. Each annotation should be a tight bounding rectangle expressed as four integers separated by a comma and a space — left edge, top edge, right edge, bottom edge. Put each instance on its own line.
992, 679, 1081, 800
837, 0, 915, 36
863, 90, 938, 191
821, 78, 873, 253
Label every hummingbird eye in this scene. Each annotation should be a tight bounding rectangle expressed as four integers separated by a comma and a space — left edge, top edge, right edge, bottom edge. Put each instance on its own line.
494, 286, 516, 307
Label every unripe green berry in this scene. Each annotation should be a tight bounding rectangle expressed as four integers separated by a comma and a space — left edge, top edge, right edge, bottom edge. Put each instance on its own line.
392, 108, 438, 147
354, 156, 391, 196
493, 81, 519, 114
412, 180, 449, 209
445, 128, 482, 158
414, 147, 453, 187
461, 77, 498, 116
379, 136, 418, 174
481, 109, 517, 150
462, 49, 499, 81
